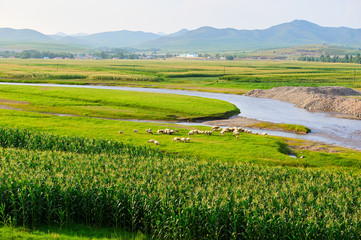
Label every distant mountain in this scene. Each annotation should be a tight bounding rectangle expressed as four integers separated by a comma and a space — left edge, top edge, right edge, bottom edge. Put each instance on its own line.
79, 30, 161, 48
140, 20, 361, 51
0, 28, 55, 43
166, 29, 189, 38
49, 35, 94, 46
1, 20, 361, 51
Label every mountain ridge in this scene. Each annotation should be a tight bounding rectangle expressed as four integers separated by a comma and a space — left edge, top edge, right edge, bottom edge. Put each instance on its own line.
1, 20, 361, 51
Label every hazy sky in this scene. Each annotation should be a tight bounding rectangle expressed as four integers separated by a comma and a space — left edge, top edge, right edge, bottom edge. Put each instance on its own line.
1, 0, 361, 35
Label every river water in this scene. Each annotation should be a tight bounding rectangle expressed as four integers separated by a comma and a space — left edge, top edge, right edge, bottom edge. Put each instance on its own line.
1, 82, 360, 150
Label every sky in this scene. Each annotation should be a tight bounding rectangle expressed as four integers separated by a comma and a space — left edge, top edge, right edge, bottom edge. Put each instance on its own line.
1, 0, 361, 35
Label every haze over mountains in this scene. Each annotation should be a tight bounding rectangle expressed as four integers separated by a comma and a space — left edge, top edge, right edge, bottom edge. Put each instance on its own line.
1, 20, 361, 51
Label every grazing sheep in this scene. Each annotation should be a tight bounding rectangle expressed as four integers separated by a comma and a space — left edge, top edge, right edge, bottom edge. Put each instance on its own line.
212, 126, 220, 131
254, 132, 258, 135
262, 132, 268, 136
119, 131, 123, 134
154, 140, 160, 145
233, 131, 240, 136
147, 139, 156, 143
146, 128, 153, 134
156, 129, 164, 134
220, 128, 232, 135
220, 128, 231, 135
133, 129, 138, 133
186, 137, 191, 142
157, 129, 175, 135
237, 127, 245, 132
180, 137, 186, 143
236, 135, 239, 140
188, 130, 195, 136
172, 137, 180, 142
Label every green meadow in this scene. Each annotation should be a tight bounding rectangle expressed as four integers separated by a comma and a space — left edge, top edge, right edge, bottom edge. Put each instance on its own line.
0, 58, 361, 238
0, 59, 360, 93
0, 85, 238, 121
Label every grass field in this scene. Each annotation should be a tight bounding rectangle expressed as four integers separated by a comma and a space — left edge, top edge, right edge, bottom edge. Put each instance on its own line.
0, 84, 239, 121
0, 108, 359, 168
0, 59, 361, 93
0, 225, 146, 240
0, 58, 361, 238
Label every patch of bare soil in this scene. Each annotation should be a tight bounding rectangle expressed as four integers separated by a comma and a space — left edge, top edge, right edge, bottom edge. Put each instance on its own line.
203, 116, 265, 128
0, 99, 29, 105
245, 86, 361, 120
284, 139, 341, 153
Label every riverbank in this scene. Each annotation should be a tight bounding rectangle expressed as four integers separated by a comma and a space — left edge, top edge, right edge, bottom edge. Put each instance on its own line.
203, 116, 310, 134
246, 86, 361, 120
0, 82, 360, 150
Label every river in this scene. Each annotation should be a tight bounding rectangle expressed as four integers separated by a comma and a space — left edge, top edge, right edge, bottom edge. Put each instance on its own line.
0, 82, 360, 150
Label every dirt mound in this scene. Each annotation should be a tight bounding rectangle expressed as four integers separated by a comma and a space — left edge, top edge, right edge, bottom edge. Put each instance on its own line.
245, 86, 361, 119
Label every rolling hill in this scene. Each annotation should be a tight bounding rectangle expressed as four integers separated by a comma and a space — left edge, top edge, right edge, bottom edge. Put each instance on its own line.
140, 20, 361, 51
0, 28, 55, 43
1, 20, 361, 51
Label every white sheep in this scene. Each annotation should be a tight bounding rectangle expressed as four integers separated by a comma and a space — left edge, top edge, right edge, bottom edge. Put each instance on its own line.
186, 137, 191, 142
156, 129, 164, 134
212, 126, 220, 131
172, 137, 180, 142
180, 137, 186, 143
154, 140, 160, 145
147, 139, 156, 143
262, 132, 268, 136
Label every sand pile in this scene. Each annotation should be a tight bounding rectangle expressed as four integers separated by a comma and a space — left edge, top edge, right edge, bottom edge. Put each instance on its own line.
245, 86, 361, 119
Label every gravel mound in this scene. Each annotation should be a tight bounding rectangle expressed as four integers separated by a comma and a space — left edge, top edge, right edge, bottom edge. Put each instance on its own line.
245, 86, 361, 119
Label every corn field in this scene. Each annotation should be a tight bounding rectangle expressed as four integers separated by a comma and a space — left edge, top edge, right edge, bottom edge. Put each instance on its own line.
0, 127, 361, 239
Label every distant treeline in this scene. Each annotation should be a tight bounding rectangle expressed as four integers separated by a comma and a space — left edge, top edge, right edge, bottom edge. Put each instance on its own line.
0, 50, 75, 59
298, 54, 361, 64
0, 49, 175, 60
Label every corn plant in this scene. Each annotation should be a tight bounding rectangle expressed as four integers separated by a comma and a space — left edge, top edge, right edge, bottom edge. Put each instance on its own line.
0, 127, 361, 239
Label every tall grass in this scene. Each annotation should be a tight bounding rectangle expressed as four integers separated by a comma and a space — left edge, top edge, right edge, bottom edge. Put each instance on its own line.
0, 127, 361, 239
89, 74, 159, 82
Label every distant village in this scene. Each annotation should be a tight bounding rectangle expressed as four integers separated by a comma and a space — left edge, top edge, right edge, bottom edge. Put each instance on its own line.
0, 49, 240, 61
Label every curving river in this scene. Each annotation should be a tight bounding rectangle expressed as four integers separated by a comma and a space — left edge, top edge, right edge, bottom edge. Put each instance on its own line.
1, 82, 360, 150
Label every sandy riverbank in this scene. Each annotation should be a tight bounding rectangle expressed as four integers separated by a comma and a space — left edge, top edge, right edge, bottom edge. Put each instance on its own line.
245, 86, 361, 120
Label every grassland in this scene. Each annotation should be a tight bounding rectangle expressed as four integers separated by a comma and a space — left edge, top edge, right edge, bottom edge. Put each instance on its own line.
0, 85, 238, 121
0, 58, 361, 238
0, 225, 146, 240
0, 59, 360, 94
248, 123, 311, 134
0, 108, 360, 168
0, 128, 360, 239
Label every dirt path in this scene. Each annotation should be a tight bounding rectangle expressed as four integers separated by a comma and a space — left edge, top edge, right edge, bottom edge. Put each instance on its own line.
245, 86, 361, 120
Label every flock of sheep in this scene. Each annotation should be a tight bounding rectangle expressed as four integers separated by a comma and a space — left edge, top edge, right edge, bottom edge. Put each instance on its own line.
119, 126, 268, 146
